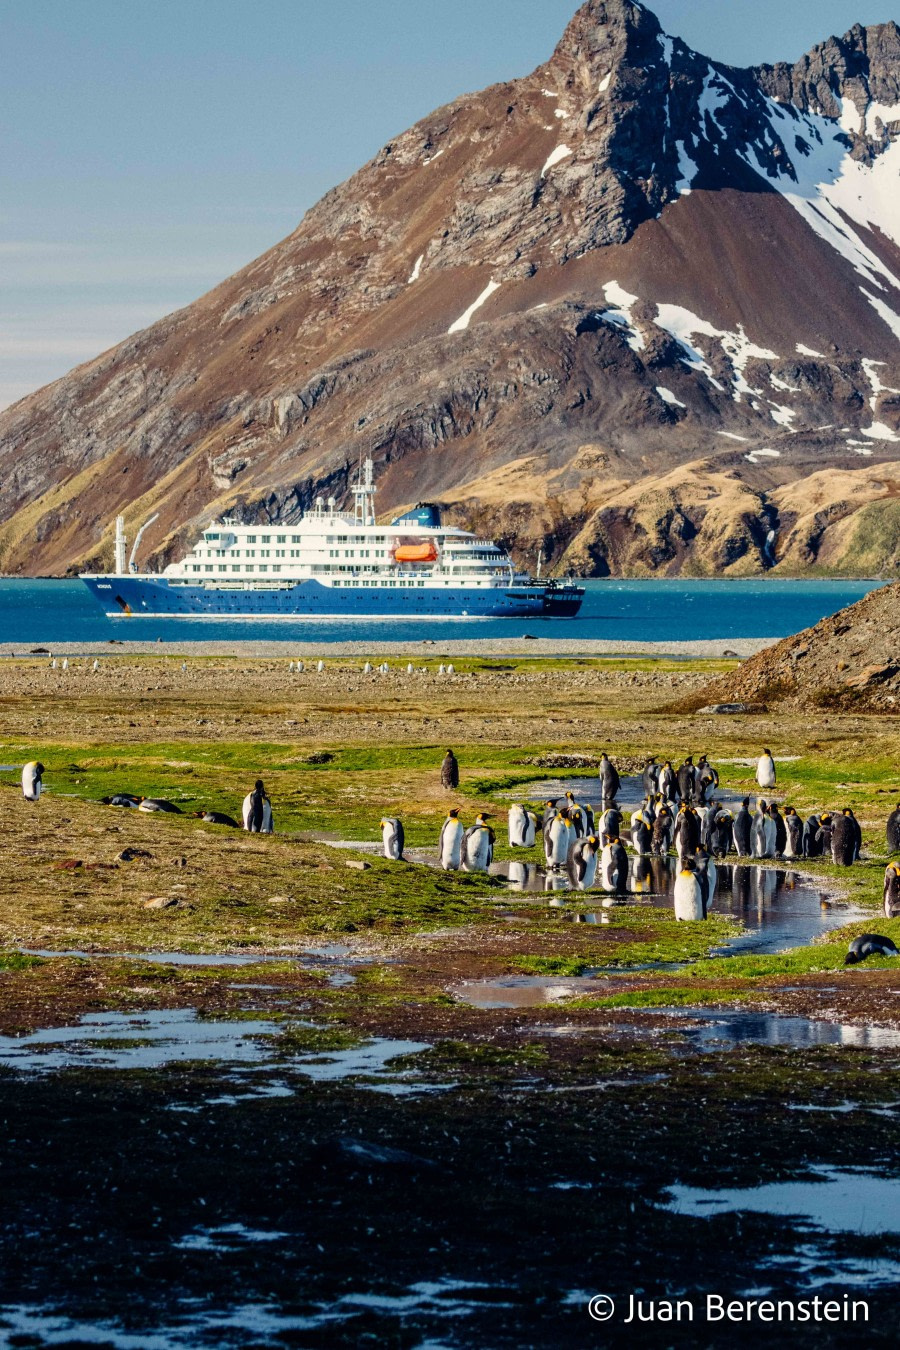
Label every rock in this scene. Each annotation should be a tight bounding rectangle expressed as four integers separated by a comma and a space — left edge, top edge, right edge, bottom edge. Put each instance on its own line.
345, 860, 372, 871
698, 702, 766, 714
143, 897, 178, 909
722, 649, 740, 658
172, 856, 188, 868
54, 859, 83, 870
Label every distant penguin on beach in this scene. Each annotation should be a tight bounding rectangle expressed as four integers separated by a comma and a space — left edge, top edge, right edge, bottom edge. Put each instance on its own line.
22, 761, 44, 802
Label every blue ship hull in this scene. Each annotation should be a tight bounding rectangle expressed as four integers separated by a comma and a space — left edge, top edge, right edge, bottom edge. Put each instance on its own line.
80, 575, 584, 620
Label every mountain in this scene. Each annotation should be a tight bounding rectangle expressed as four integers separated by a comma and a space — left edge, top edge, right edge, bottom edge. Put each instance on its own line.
3, 0, 900, 578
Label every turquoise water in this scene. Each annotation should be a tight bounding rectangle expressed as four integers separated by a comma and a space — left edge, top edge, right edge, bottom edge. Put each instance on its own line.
0, 577, 886, 645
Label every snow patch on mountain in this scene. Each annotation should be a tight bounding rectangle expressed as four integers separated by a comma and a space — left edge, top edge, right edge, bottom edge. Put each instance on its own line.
448, 280, 500, 334
656, 386, 686, 407
541, 144, 572, 177
597, 282, 645, 352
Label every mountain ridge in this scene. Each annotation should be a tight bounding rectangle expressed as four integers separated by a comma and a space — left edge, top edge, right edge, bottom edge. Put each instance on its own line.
4, 0, 900, 578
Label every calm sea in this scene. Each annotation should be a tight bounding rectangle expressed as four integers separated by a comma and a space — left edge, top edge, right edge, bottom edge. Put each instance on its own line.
0, 577, 885, 646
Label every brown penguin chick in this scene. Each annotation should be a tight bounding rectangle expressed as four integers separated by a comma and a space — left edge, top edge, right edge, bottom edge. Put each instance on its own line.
440, 749, 459, 790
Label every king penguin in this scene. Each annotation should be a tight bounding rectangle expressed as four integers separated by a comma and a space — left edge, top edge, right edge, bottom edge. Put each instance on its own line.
463, 813, 495, 872
567, 835, 600, 891
439, 809, 464, 870
883, 861, 900, 919
380, 816, 405, 861
21, 761, 44, 803
756, 749, 777, 789
600, 838, 629, 893
673, 866, 705, 921
733, 797, 752, 857
783, 806, 803, 859
844, 933, 899, 965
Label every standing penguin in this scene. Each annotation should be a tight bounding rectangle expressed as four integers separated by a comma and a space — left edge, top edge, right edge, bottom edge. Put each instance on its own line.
630, 813, 652, 856
598, 805, 623, 845
803, 813, 823, 858
545, 812, 574, 868
440, 750, 459, 790
887, 802, 900, 853
844, 807, 862, 861
783, 807, 803, 860
751, 801, 771, 859
830, 811, 856, 867
883, 861, 900, 919
709, 809, 734, 859
642, 758, 660, 797
756, 750, 776, 789
815, 813, 834, 856
696, 756, 719, 805
770, 803, 786, 857
21, 761, 44, 802
651, 805, 674, 856
567, 835, 600, 891
673, 866, 705, 921
439, 809, 464, 870
694, 850, 717, 915
600, 838, 629, 893
463, 813, 495, 872
674, 803, 700, 863
598, 753, 620, 802
242, 780, 271, 834
380, 817, 405, 861
508, 804, 531, 848
658, 761, 678, 803
677, 756, 697, 803
733, 797, 752, 857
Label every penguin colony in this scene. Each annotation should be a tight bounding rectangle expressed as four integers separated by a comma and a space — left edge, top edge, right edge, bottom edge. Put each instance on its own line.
15, 748, 899, 964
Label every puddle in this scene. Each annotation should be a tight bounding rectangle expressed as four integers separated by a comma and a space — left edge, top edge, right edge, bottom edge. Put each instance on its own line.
621, 1007, 900, 1050
491, 861, 865, 954
500, 772, 751, 813
662, 1166, 900, 1235
0, 1008, 429, 1088
174, 1224, 288, 1251
762, 1243, 900, 1289
23, 945, 369, 969
453, 977, 598, 1009
0, 1278, 511, 1348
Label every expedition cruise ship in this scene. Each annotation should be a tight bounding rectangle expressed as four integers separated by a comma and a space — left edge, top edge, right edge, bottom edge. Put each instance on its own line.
80, 460, 584, 620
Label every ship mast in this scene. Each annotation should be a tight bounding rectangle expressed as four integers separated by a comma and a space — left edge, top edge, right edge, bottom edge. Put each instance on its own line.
352, 457, 376, 526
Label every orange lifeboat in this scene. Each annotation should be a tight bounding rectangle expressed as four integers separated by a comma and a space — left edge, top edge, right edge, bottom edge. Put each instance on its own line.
394, 541, 438, 564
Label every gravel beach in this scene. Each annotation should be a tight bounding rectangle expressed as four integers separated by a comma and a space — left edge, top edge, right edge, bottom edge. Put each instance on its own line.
1, 636, 773, 659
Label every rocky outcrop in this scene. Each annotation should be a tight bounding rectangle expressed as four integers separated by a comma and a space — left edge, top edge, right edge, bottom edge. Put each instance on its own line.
2, 0, 900, 577
675, 579, 900, 711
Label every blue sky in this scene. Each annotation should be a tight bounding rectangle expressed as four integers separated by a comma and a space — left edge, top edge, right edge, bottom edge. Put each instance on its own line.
2, 0, 895, 410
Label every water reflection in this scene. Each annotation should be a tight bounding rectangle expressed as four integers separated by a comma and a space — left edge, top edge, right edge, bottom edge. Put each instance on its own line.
489, 859, 864, 952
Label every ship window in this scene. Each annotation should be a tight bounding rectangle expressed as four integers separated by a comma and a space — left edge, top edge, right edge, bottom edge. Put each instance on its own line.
276, 534, 286, 543
260, 550, 270, 558
290, 550, 299, 557
246, 535, 256, 543
418, 581, 425, 587
205, 533, 219, 541
261, 535, 271, 543
258, 565, 268, 572
337, 535, 348, 543
272, 565, 282, 572
205, 565, 213, 572
232, 565, 241, 572
218, 565, 227, 572
333, 580, 341, 587
191, 565, 200, 572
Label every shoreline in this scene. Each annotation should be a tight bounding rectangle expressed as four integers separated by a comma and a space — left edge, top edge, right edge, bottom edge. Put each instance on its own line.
0, 636, 773, 659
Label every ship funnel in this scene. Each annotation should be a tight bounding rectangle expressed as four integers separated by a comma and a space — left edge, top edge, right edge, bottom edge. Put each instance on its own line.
129, 512, 160, 573
114, 516, 127, 576
327, 496, 336, 511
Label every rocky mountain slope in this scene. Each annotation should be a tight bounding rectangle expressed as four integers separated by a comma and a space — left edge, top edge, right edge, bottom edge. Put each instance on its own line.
3, 0, 900, 577
677, 579, 900, 711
